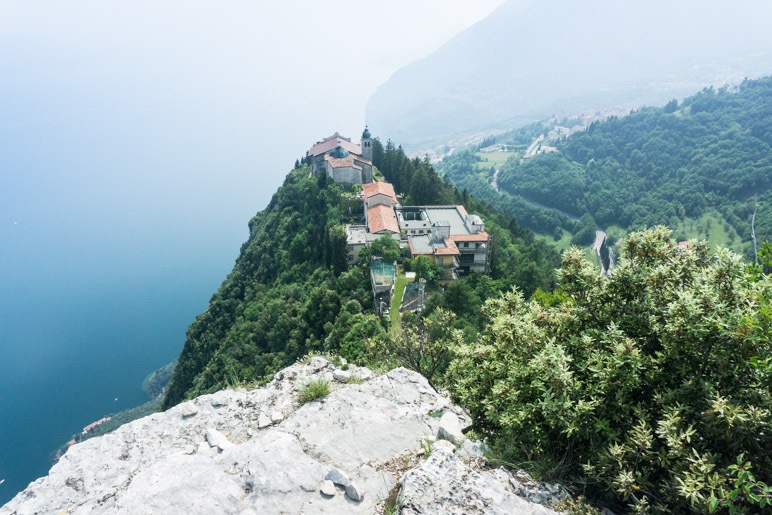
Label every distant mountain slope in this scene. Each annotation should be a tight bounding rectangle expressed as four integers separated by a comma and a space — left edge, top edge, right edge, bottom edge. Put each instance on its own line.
367, 0, 772, 149
440, 77, 772, 260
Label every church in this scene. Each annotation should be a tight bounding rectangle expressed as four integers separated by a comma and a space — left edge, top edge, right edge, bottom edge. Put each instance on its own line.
306, 127, 374, 185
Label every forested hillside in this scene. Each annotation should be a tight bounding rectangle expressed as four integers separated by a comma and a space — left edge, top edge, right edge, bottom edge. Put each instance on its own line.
155, 135, 772, 513
163, 142, 559, 408
441, 77, 772, 259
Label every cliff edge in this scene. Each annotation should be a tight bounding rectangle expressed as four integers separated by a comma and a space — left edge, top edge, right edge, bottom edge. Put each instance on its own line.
2, 358, 558, 514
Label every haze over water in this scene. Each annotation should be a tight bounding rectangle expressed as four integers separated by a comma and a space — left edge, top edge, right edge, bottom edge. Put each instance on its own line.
0, 1, 504, 503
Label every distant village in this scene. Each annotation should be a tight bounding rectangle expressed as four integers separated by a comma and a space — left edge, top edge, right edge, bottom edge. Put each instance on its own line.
306, 128, 491, 317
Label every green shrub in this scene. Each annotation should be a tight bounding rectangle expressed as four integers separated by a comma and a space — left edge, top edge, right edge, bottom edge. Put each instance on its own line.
299, 378, 331, 404
447, 227, 771, 513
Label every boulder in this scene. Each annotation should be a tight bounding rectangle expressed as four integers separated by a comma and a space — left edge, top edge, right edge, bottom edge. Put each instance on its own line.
178, 401, 199, 418
320, 480, 336, 497
345, 482, 365, 502
325, 467, 350, 487
399, 448, 558, 514
333, 370, 351, 381
257, 413, 272, 429
437, 412, 465, 445
205, 427, 233, 451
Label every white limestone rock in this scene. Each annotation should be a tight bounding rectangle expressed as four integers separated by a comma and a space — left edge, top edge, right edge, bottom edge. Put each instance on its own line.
437, 412, 465, 445
0, 359, 550, 515
320, 479, 336, 497
333, 370, 351, 381
257, 413, 272, 429
178, 401, 199, 418
205, 427, 233, 451
399, 448, 558, 514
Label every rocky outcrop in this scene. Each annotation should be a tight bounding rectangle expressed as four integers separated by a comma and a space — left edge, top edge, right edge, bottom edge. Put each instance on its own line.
400, 449, 556, 515
2, 358, 559, 514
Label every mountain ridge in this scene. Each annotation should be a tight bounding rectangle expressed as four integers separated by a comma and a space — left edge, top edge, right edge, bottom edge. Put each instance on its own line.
367, 0, 772, 149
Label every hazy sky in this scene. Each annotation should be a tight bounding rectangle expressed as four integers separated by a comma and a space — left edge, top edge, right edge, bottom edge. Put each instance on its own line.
0, 1, 505, 243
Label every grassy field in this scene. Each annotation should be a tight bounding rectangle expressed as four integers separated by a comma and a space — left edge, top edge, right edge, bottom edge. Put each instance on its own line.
536, 210, 751, 268
473, 151, 517, 170
608, 212, 747, 255
676, 211, 744, 252
533, 228, 599, 266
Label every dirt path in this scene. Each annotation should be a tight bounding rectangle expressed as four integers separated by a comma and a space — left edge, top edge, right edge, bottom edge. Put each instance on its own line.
490, 168, 500, 193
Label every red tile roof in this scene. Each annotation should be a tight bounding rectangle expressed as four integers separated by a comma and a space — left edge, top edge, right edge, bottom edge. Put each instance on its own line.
368, 204, 400, 234
325, 154, 362, 170
308, 133, 361, 157
435, 239, 460, 256
450, 231, 489, 243
362, 182, 397, 204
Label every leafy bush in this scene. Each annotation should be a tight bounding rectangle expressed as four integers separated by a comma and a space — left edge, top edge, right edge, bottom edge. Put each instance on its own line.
447, 227, 771, 512
370, 309, 462, 388
299, 378, 331, 404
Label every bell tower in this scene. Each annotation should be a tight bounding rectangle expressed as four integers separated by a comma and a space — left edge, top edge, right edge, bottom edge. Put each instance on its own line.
361, 125, 372, 162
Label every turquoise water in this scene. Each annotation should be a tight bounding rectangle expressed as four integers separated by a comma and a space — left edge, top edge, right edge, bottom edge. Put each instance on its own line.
0, 217, 239, 505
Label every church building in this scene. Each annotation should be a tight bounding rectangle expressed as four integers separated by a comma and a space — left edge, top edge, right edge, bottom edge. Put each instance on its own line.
307, 127, 374, 185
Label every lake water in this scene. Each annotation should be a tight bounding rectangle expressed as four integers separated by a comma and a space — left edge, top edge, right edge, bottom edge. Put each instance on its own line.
0, 216, 240, 505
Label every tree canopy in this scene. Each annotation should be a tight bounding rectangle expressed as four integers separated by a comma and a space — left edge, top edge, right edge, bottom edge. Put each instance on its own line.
440, 77, 772, 260
447, 227, 771, 512
164, 141, 560, 407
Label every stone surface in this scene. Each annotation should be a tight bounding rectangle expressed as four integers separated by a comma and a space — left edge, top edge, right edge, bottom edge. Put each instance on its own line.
325, 467, 350, 487
257, 413, 272, 429
333, 370, 351, 381
320, 480, 336, 497
1, 359, 553, 514
178, 401, 199, 418
507, 469, 571, 506
455, 439, 487, 461
432, 439, 456, 453
399, 448, 558, 514
437, 411, 465, 445
205, 427, 233, 451
345, 482, 365, 502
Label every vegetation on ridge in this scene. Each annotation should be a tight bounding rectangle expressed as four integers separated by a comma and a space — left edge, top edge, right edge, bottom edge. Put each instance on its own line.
447, 227, 771, 513
161, 108, 772, 512
439, 76, 772, 260
163, 142, 559, 408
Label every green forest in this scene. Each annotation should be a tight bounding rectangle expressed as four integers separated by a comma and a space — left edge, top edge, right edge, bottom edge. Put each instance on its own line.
439, 77, 772, 260
159, 86, 772, 512
162, 141, 559, 408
